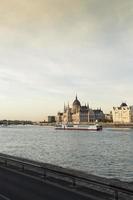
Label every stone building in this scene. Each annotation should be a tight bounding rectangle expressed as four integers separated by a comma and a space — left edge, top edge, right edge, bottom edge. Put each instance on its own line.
112, 103, 133, 123
47, 116, 56, 123
93, 109, 105, 122
56, 112, 63, 123
104, 112, 113, 122
56, 95, 104, 124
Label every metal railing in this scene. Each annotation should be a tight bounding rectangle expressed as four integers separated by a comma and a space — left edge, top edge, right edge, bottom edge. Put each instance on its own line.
0, 194, 11, 200
0, 154, 133, 200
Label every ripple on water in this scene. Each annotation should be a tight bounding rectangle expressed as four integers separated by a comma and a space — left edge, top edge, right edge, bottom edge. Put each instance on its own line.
0, 126, 133, 182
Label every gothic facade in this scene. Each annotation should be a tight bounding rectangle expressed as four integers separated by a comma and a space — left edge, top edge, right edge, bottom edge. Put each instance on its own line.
56, 96, 103, 124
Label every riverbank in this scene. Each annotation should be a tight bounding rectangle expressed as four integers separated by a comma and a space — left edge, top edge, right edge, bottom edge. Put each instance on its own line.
101, 123, 133, 128
40, 122, 133, 129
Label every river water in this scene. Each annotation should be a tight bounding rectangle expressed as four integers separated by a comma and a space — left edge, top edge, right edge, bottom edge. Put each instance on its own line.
0, 125, 133, 182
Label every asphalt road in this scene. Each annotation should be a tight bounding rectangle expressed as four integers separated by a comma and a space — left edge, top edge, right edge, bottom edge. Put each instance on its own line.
0, 167, 93, 200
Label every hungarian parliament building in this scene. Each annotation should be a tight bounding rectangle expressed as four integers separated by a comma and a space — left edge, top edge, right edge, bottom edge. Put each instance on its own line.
56, 95, 105, 124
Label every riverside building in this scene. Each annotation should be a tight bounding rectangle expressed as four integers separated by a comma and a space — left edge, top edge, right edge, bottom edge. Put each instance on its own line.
56, 95, 104, 124
112, 103, 133, 123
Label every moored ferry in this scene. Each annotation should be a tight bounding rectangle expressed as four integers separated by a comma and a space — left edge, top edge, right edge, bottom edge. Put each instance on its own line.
55, 124, 102, 131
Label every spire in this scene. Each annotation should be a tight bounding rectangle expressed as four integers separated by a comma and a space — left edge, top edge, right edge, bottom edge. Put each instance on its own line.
76, 93, 77, 100
64, 103, 66, 112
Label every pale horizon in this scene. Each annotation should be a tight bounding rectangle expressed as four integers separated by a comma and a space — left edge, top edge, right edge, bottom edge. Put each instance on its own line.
0, 0, 133, 121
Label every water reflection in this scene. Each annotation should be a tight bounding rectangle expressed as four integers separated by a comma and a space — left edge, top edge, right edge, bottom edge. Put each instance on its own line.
0, 126, 133, 182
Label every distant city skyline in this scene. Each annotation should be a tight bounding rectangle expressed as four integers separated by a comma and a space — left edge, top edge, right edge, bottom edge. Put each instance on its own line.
0, 0, 133, 120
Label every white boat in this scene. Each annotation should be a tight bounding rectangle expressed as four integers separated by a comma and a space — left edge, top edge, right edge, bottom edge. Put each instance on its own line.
55, 124, 102, 131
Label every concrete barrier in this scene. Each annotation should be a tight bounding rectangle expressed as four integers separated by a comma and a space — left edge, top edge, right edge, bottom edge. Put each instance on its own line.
0, 153, 133, 200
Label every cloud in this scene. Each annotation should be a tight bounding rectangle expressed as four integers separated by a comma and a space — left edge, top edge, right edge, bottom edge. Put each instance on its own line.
0, 0, 132, 47
0, 0, 133, 119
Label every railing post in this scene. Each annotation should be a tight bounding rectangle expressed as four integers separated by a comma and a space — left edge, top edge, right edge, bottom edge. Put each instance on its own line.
114, 190, 118, 200
43, 168, 47, 179
21, 164, 24, 172
5, 159, 7, 167
72, 178, 76, 187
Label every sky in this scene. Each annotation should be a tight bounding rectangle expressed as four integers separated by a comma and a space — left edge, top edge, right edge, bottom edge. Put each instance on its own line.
0, 0, 133, 120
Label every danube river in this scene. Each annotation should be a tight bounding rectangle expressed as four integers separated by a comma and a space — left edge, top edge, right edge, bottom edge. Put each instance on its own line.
0, 125, 133, 182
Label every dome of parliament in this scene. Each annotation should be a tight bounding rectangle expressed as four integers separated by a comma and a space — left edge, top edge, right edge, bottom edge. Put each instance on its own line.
73, 95, 81, 106
120, 102, 127, 107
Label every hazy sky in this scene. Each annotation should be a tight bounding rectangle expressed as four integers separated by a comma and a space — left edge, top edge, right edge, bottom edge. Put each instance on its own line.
0, 0, 133, 120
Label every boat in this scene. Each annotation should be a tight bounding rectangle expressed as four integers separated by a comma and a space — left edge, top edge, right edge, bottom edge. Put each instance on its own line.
55, 123, 102, 131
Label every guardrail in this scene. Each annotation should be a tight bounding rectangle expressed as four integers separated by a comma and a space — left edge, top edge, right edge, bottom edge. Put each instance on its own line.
0, 194, 11, 200
0, 154, 132, 200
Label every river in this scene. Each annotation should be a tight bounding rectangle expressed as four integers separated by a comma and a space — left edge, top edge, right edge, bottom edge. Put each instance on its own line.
0, 125, 133, 182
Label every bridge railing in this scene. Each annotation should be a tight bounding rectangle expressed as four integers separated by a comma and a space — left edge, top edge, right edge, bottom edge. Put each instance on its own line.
0, 153, 133, 200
